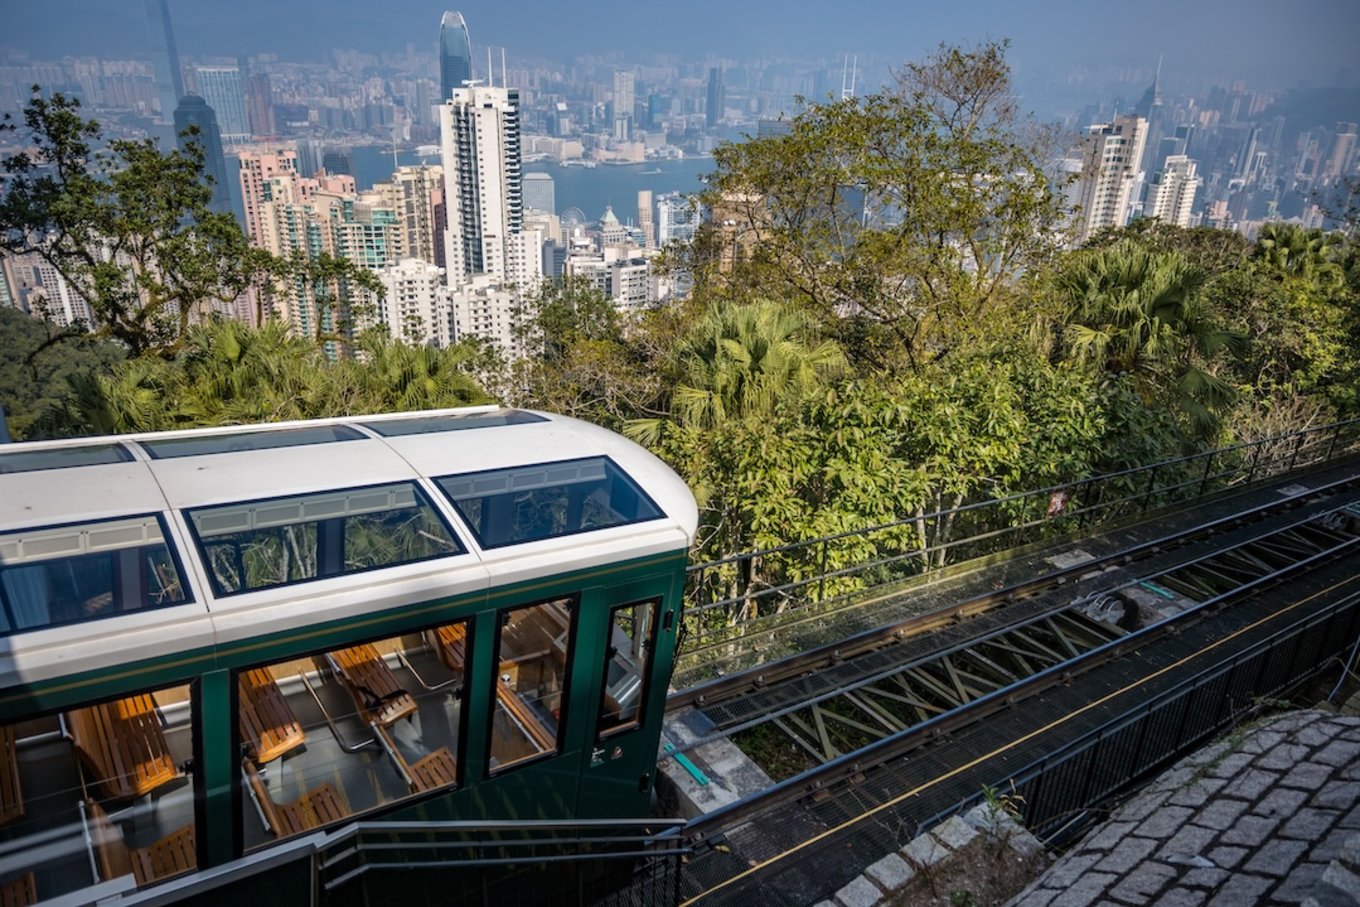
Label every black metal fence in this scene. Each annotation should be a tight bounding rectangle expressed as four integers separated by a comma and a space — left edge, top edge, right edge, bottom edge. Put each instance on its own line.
680, 417, 1360, 655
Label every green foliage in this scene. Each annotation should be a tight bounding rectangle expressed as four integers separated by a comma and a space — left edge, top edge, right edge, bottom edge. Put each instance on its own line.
0, 306, 124, 439
0, 88, 276, 357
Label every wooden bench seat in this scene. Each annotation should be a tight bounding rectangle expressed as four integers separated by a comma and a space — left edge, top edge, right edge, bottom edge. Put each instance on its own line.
424, 623, 468, 674
238, 669, 305, 764
496, 680, 555, 753
0, 873, 36, 907
0, 726, 22, 826
322, 645, 418, 728
406, 747, 458, 793
65, 696, 178, 801
244, 761, 349, 838
86, 798, 196, 888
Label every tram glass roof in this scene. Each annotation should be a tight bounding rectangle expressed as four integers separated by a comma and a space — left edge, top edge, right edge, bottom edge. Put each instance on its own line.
361, 409, 546, 437
139, 425, 365, 459
0, 444, 134, 475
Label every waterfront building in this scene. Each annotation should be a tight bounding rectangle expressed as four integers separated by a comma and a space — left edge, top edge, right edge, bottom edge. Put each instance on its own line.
656, 193, 699, 245
195, 66, 249, 144
439, 12, 473, 102
613, 71, 635, 141
637, 190, 654, 249
172, 95, 232, 216
706, 67, 724, 129
1072, 115, 1148, 243
523, 172, 556, 213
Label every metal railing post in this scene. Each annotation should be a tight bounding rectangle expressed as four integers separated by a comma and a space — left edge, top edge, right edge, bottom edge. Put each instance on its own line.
1197, 451, 1215, 498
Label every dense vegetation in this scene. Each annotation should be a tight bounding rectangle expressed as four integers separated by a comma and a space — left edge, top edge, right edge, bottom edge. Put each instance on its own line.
3, 44, 1358, 612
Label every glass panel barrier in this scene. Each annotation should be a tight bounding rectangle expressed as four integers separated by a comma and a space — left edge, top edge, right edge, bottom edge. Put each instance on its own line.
489, 599, 572, 773
597, 600, 659, 738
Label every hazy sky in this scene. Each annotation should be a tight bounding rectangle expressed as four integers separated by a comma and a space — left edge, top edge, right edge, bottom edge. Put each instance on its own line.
6, 0, 1358, 91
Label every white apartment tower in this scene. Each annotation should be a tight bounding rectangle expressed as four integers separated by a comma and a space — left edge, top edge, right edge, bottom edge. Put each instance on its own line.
1145, 155, 1202, 228
1072, 116, 1148, 244
379, 258, 453, 347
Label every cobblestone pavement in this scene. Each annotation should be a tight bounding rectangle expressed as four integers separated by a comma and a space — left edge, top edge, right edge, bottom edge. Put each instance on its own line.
1010, 710, 1360, 906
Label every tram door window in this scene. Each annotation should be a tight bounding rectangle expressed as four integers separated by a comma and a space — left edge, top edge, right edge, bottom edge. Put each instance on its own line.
0, 684, 198, 902
597, 599, 660, 738
489, 598, 573, 773
238, 623, 467, 850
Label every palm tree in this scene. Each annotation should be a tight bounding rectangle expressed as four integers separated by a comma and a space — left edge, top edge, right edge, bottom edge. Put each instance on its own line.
626, 299, 845, 443
1055, 241, 1245, 436
1255, 223, 1343, 288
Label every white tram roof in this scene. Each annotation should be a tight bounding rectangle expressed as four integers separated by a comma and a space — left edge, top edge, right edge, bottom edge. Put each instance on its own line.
0, 408, 698, 686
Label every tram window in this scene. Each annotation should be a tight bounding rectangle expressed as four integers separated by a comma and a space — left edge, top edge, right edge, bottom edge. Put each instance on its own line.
436, 457, 663, 549
186, 482, 463, 597
489, 598, 573, 773
0, 515, 189, 635
239, 625, 467, 850
1, 684, 198, 900
597, 599, 660, 739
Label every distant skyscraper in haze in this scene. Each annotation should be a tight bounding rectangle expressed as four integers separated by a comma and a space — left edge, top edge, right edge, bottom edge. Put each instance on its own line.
706, 67, 724, 129
1072, 115, 1148, 243
196, 66, 249, 143
523, 172, 555, 213
613, 71, 635, 141
144, 0, 183, 126
1144, 155, 1201, 227
439, 12, 473, 102
637, 190, 654, 249
173, 96, 231, 216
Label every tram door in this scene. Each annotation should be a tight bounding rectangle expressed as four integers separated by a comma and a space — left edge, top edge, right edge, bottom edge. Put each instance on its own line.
574, 580, 677, 819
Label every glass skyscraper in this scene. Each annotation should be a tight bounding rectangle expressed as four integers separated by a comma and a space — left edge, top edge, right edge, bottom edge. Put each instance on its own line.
173, 95, 231, 216
144, 0, 184, 126
439, 12, 473, 102
195, 66, 249, 144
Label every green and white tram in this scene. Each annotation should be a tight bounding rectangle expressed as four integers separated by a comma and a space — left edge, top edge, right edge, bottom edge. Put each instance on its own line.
0, 407, 697, 904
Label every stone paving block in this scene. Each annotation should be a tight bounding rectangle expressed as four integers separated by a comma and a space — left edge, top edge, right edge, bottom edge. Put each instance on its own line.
1220, 814, 1282, 847
1116, 788, 1172, 822
1040, 851, 1102, 889
1244, 838, 1310, 877
1169, 777, 1227, 808
1183, 740, 1232, 770
1222, 767, 1283, 800
1150, 766, 1199, 794
1082, 820, 1138, 852
1095, 835, 1158, 874
1260, 744, 1321, 771
933, 815, 979, 851
1158, 823, 1218, 862
1315, 740, 1360, 768
1108, 861, 1177, 902
1156, 887, 1208, 906
1205, 750, 1255, 779
1281, 762, 1341, 791
1271, 860, 1328, 903
1136, 805, 1195, 838
1049, 871, 1117, 907
901, 833, 949, 869
1340, 802, 1360, 830
1207, 845, 1249, 869
1179, 866, 1231, 889
1315, 828, 1355, 863
864, 853, 914, 893
1281, 807, 1342, 841
1340, 832, 1360, 868
1012, 888, 1058, 907
833, 874, 883, 907
1193, 797, 1250, 831
1239, 728, 1287, 755
1315, 781, 1360, 811
1205, 872, 1272, 906
1294, 722, 1343, 748
1254, 787, 1312, 820
1270, 712, 1320, 735
1322, 862, 1360, 900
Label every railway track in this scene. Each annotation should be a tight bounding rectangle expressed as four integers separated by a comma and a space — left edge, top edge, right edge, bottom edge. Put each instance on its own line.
658, 467, 1360, 906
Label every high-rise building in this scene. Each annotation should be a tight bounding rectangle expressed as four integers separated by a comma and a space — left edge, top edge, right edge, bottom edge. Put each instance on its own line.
370, 165, 446, 264
196, 66, 249, 143
637, 190, 654, 249
245, 73, 274, 139
1145, 155, 1201, 227
172, 95, 231, 216
438, 84, 540, 290
379, 258, 453, 346
656, 193, 699, 245
236, 149, 299, 243
322, 148, 354, 177
706, 67, 724, 129
523, 172, 555, 213
613, 71, 635, 141
1072, 115, 1148, 243
439, 12, 473, 102
144, 0, 183, 126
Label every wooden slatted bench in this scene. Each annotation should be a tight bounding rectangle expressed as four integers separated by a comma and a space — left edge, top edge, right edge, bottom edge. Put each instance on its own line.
85, 798, 196, 888
496, 680, 555, 753
0, 873, 36, 907
238, 669, 306, 764
424, 623, 468, 674
322, 645, 418, 728
406, 747, 457, 793
244, 761, 349, 838
65, 696, 178, 801
0, 725, 22, 826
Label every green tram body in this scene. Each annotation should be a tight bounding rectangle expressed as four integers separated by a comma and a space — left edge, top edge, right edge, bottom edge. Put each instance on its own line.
0, 407, 697, 905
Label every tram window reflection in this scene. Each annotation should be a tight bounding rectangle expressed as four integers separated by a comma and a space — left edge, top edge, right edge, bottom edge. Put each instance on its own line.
598, 599, 659, 738
238, 624, 467, 850
489, 598, 573, 773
